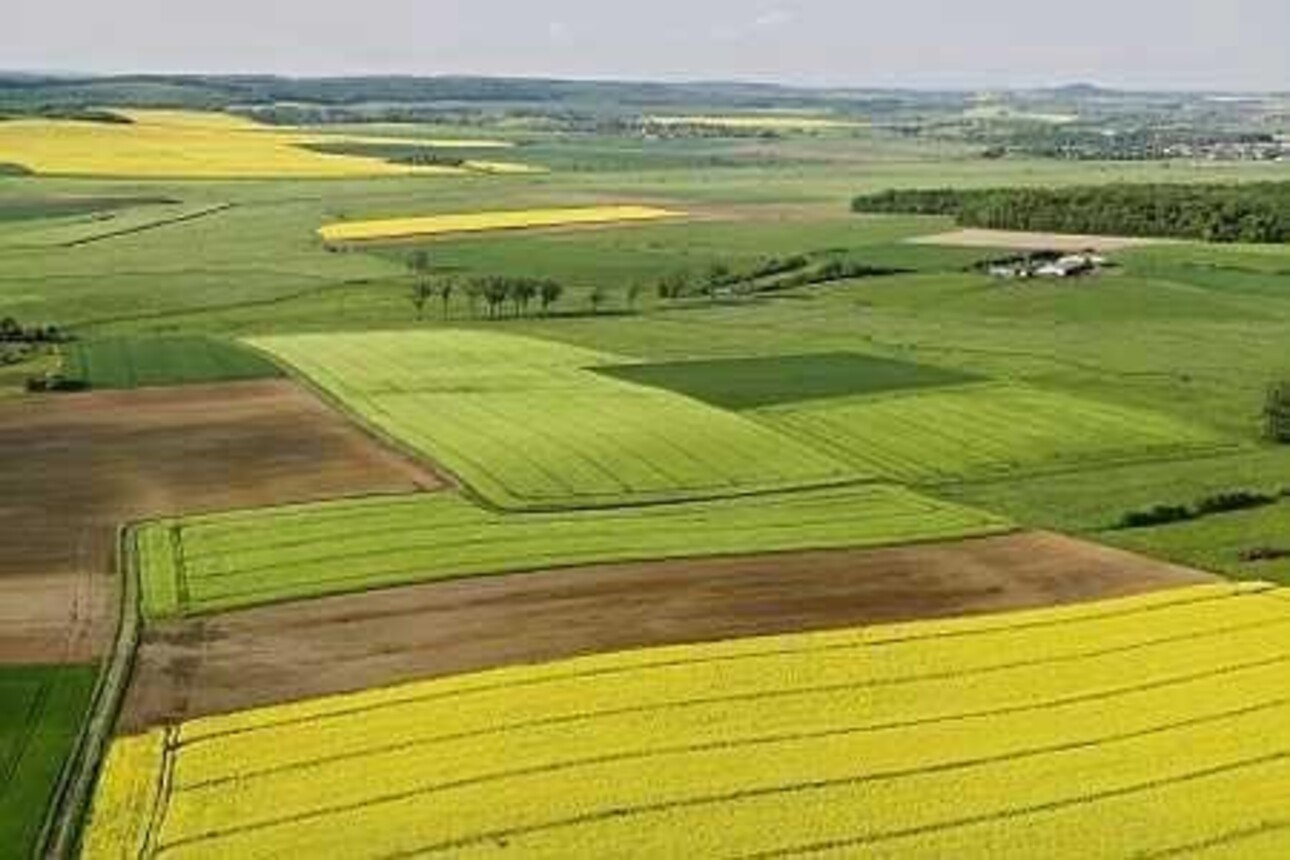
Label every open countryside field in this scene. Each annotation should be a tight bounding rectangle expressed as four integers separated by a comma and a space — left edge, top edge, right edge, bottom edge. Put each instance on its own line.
5, 77, 1290, 858
0, 665, 95, 859
135, 484, 1010, 618
63, 337, 281, 389
251, 330, 861, 509
755, 383, 1231, 484
318, 205, 684, 243
0, 110, 530, 178
82, 583, 1290, 859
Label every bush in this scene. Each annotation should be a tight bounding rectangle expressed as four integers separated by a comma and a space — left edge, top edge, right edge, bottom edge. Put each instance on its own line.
1239, 547, 1290, 563
1194, 491, 1276, 516
1115, 505, 1194, 530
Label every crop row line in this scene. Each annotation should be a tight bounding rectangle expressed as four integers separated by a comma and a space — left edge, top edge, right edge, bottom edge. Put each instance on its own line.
175, 620, 1289, 754
377, 714, 1290, 858
735, 753, 1290, 860
0, 680, 52, 795
174, 658, 1289, 797
158, 695, 1290, 852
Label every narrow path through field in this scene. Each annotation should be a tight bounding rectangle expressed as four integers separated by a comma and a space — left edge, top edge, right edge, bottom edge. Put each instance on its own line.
119, 532, 1214, 731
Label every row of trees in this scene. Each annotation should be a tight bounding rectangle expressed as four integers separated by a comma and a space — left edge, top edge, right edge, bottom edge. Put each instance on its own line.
852, 183, 1290, 243
0, 316, 68, 343
406, 252, 639, 320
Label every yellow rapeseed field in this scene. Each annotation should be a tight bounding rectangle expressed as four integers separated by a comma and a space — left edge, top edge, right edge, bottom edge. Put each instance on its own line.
0, 110, 530, 178
81, 582, 1290, 858
317, 205, 684, 242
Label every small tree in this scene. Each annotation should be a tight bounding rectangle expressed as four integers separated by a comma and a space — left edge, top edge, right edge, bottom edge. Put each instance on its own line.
437, 277, 456, 320
625, 282, 643, 312
539, 280, 564, 315
1265, 382, 1290, 443
464, 280, 483, 319
483, 278, 509, 319
406, 251, 433, 321
589, 285, 607, 315
410, 281, 434, 321
514, 280, 538, 317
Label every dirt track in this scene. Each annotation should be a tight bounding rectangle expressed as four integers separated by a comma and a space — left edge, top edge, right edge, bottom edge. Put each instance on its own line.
119, 531, 1214, 731
909, 228, 1164, 252
0, 381, 440, 664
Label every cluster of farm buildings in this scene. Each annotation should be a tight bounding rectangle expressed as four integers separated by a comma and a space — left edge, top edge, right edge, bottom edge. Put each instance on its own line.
986, 250, 1109, 279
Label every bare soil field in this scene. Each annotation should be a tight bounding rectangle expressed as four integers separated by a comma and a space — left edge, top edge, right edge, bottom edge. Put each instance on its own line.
0, 381, 440, 664
909, 228, 1166, 252
119, 531, 1213, 730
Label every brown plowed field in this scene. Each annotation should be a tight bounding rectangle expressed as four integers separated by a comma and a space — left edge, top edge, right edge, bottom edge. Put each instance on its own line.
119, 531, 1214, 731
0, 380, 441, 664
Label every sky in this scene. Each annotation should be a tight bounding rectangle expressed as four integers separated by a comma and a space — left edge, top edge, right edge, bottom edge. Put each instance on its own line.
6, 0, 1289, 91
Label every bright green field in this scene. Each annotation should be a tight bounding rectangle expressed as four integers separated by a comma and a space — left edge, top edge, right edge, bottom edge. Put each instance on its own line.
755, 383, 1232, 484
250, 329, 859, 509
83, 582, 1290, 858
63, 336, 281, 389
593, 351, 978, 410
137, 484, 1011, 618
0, 665, 96, 860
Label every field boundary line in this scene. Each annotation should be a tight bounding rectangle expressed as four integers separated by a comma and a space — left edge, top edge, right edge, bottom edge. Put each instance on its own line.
39, 526, 143, 859
0, 678, 51, 794
178, 602, 1282, 750
347, 712, 1290, 858
61, 203, 235, 248
176, 657, 1289, 796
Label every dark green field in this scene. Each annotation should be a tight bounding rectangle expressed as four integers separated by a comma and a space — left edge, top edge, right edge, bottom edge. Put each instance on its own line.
62, 336, 281, 389
595, 352, 978, 409
0, 665, 95, 860
0, 195, 172, 223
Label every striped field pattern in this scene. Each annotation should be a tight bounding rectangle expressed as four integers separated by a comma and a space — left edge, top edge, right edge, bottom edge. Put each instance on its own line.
249, 330, 861, 510
82, 583, 1290, 858
755, 384, 1230, 484
316, 205, 682, 242
135, 484, 1011, 618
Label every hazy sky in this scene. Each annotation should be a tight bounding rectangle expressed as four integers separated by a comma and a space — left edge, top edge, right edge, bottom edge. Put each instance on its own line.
7, 0, 1289, 90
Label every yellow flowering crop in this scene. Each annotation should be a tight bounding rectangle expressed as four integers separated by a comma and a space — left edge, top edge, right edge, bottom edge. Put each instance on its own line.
317, 204, 683, 242
0, 110, 530, 178
81, 582, 1290, 858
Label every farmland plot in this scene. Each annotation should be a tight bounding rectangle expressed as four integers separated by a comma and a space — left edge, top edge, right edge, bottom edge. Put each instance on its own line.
250, 330, 859, 509
64, 337, 281, 389
0, 665, 95, 859
756, 384, 1230, 484
136, 484, 1010, 617
83, 582, 1290, 858
317, 205, 682, 243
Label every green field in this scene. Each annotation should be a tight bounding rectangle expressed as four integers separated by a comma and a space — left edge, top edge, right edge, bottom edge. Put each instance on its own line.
82, 582, 1290, 858
137, 484, 1011, 617
251, 329, 860, 509
754, 383, 1230, 484
63, 336, 281, 389
0, 665, 96, 860
594, 351, 978, 410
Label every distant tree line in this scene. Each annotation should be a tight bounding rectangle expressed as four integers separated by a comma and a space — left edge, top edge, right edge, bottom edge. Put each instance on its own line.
852, 183, 1290, 243
656, 254, 905, 301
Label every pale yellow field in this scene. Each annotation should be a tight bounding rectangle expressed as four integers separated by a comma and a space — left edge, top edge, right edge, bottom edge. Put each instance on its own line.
0, 110, 530, 178
81, 582, 1290, 858
318, 205, 684, 242
645, 114, 862, 130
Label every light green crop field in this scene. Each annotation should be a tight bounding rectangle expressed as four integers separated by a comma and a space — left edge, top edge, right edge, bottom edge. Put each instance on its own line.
755, 383, 1233, 484
136, 484, 1011, 617
250, 329, 859, 509
82, 582, 1290, 858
